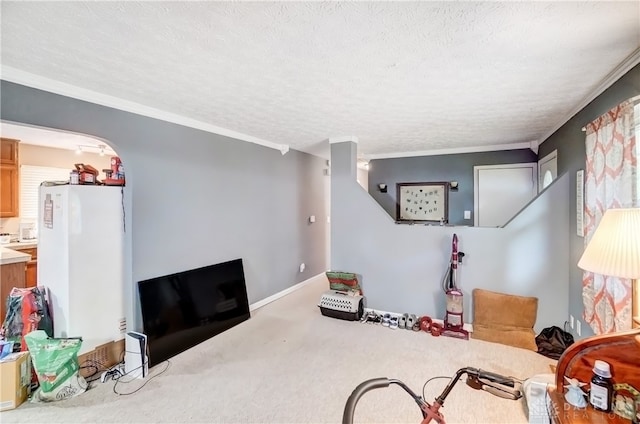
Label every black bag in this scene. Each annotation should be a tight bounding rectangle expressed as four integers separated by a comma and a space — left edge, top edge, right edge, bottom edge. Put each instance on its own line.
535, 326, 574, 359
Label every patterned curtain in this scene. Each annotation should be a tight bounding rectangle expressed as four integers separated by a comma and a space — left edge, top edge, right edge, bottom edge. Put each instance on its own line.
582, 99, 638, 334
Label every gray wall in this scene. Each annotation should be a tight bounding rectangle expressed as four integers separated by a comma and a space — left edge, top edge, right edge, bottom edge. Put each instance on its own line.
368, 149, 538, 225
537, 63, 640, 339
332, 142, 569, 333
1, 81, 328, 332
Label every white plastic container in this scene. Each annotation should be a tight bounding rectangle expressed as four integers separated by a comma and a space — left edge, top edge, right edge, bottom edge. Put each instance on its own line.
19, 221, 37, 242
70, 170, 79, 185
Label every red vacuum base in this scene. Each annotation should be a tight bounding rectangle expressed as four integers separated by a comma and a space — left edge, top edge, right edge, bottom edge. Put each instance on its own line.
442, 326, 469, 340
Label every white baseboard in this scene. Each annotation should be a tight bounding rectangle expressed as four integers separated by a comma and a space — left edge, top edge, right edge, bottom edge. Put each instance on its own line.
249, 279, 474, 333
364, 307, 473, 332
250, 272, 326, 312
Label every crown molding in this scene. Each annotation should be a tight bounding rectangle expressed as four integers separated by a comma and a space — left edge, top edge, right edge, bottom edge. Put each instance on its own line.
364, 141, 532, 160
329, 136, 359, 144
0, 66, 289, 154
538, 47, 640, 144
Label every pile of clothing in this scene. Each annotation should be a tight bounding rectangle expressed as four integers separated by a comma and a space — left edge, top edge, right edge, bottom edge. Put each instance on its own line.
0, 286, 53, 354
1, 287, 87, 402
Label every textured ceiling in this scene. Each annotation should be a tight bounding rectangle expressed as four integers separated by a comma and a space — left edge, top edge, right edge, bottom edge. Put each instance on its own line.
1, 2, 639, 158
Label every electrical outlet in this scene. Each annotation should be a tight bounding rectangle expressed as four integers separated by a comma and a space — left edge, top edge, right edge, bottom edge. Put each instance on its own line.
569, 315, 574, 329
299, 263, 305, 273
576, 320, 581, 336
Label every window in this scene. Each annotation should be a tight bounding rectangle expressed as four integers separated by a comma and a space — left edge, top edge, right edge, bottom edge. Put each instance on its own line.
635, 101, 640, 202
582, 98, 639, 333
634, 101, 640, 327
20, 165, 70, 220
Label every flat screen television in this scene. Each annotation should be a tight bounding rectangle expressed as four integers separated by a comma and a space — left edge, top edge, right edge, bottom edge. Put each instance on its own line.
138, 258, 250, 366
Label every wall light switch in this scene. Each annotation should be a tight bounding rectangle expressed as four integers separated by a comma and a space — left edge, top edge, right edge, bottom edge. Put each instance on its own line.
576, 320, 581, 336
464, 210, 471, 219
309, 215, 316, 223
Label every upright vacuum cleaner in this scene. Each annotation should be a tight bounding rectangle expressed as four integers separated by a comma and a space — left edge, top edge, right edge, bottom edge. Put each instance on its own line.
342, 367, 522, 424
441, 234, 469, 340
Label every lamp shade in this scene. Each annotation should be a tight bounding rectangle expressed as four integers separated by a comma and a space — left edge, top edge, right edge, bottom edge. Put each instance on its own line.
578, 208, 640, 279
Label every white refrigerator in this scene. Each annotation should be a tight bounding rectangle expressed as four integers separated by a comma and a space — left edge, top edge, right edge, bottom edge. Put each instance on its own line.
38, 184, 125, 354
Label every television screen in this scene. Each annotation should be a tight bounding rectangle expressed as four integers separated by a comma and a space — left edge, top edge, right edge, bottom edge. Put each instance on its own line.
138, 258, 250, 366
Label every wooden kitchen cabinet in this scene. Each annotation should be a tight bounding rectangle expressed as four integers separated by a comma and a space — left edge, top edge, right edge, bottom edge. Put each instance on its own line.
15, 247, 37, 288
25, 262, 37, 288
0, 138, 19, 218
0, 262, 26, 323
0, 138, 18, 164
0, 166, 19, 217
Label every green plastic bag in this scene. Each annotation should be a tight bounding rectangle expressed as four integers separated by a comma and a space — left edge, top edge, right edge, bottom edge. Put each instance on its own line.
24, 330, 87, 402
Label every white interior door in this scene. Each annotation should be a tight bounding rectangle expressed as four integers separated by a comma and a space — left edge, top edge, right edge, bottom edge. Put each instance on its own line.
538, 150, 558, 192
474, 163, 538, 227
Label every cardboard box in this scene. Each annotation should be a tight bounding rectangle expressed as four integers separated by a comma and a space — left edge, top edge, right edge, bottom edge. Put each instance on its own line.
0, 351, 31, 411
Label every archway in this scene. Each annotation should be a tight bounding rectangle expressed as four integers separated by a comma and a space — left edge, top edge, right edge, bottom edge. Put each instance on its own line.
1, 120, 132, 355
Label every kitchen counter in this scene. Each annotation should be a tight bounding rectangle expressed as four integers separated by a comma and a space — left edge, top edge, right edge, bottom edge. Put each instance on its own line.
0, 246, 31, 265
2, 240, 38, 249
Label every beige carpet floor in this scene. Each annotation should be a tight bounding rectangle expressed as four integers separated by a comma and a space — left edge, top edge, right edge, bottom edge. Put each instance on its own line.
2, 275, 555, 423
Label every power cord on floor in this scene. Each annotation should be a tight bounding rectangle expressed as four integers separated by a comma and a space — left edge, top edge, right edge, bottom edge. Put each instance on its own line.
112, 360, 171, 396
79, 358, 110, 383
422, 376, 452, 401
543, 382, 555, 419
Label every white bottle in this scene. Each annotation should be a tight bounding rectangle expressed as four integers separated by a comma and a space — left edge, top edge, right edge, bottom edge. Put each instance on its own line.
70, 170, 79, 185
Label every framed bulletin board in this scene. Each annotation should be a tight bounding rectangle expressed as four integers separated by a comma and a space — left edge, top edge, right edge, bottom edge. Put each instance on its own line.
396, 182, 449, 223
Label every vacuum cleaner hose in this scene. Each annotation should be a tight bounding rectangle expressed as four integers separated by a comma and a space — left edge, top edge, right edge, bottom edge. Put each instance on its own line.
442, 265, 453, 292
342, 378, 391, 424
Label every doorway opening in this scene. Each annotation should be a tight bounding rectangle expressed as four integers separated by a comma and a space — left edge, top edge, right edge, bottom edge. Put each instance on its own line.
538, 150, 558, 191
0, 121, 129, 355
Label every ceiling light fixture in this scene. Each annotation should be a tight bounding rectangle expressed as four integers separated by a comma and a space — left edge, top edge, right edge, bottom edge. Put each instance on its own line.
74, 144, 112, 156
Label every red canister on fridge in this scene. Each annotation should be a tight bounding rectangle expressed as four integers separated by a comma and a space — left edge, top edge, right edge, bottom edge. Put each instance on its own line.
104, 156, 125, 186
